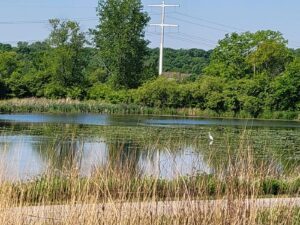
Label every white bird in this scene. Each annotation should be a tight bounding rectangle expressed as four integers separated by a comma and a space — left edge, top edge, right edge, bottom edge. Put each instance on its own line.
208, 132, 214, 142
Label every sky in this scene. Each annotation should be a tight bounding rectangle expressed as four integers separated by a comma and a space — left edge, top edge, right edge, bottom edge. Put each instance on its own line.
0, 0, 300, 50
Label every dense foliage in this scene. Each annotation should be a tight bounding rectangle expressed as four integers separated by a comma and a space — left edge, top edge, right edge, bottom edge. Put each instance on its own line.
93, 0, 150, 88
145, 48, 211, 79
1, 0, 300, 118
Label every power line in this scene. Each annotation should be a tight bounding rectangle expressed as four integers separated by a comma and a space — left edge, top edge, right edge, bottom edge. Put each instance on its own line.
0, 17, 98, 25
174, 11, 246, 32
172, 11, 300, 48
0, 4, 97, 8
167, 15, 230, 33
1, 6, 298, 50
176, 32, 217, 45
146, 31, 215, 48
0, 12, 161, 25
165, 33, 216, 48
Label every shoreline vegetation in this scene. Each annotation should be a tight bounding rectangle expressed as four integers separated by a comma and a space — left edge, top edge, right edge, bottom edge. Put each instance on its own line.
2, 30, 300, 124
0, 98, 300, 121
6, 174, 300, 205
0, 138, 300, 224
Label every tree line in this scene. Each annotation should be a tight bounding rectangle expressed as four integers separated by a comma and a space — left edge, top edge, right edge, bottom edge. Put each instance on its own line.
1, 0, 300, 118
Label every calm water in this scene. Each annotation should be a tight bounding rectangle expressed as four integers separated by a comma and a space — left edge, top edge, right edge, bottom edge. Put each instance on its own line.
0, 113, 300, 180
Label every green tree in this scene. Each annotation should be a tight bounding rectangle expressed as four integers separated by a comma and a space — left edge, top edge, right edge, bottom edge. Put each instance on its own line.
204, 32, 253, 79
293, 49, 300, 58
135, 77, 181, 107
246, 40, 292, 77
0, 43, 13, 52
191, 76, 225, 111
84, 50, 109, 85
0, 78, 8, 98
0, 51, 32, 97
5, 42, 51, 97
147, 48, 211, 74
93, 0, 150, 88
44, 19, 87, 98
267, 58, 300, 111
0, 51, 19, 79
239, 95, 263, 117
205, 30, 291, 79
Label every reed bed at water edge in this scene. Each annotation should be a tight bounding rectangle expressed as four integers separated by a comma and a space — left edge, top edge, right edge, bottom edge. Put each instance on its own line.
1, 98, 300, 120
0, 132, 300, 224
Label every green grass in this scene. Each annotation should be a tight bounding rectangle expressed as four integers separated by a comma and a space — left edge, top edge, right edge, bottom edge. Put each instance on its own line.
3, 173, 300, 206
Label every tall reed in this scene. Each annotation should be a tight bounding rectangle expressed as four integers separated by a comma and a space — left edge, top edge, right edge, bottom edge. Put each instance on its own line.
1, 98, 299, 120
0, 132, 300, 224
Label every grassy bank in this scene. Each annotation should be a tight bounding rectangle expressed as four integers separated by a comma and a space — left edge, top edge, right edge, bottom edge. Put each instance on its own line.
1, 98, 300, 120
1, 161, 300, 224
5, 174, 300, 205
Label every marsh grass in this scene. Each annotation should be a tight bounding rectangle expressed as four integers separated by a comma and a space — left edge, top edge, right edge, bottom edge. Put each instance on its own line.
0, 98, 168, 115
1, 98, 299, 120
0, 131, 300, 224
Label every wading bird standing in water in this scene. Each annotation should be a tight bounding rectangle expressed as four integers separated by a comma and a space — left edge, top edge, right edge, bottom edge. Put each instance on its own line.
208, 131, 214, 142
209, 131, 214, 146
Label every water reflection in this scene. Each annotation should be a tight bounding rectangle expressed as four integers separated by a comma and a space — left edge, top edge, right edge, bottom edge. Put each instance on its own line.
140, 147, 212, 178
0, 134, 215, 180
1, 113, 300, 128
0, 136, 46, 180
107, 140, 142, 176
0, 114, 300, 181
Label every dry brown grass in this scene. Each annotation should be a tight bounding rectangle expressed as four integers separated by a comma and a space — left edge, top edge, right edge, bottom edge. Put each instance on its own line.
0, 133, 300, 224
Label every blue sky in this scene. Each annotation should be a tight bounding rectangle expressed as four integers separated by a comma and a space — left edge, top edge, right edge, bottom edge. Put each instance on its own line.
0, 0, 300, 50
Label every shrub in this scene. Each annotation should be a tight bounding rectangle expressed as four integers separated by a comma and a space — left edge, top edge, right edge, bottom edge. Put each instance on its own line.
262, 178, 288, 195
67, 86, 85, 100
135, 77, 182, 108
44, 83, 67, 99
0, 79, 9, 99
88, 84, 113, 100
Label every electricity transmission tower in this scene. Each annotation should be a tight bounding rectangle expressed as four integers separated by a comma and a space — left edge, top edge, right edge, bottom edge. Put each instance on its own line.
149, 1, 179, 75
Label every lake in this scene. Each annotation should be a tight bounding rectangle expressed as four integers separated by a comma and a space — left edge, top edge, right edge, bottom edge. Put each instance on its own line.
0, 113, 300, 180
